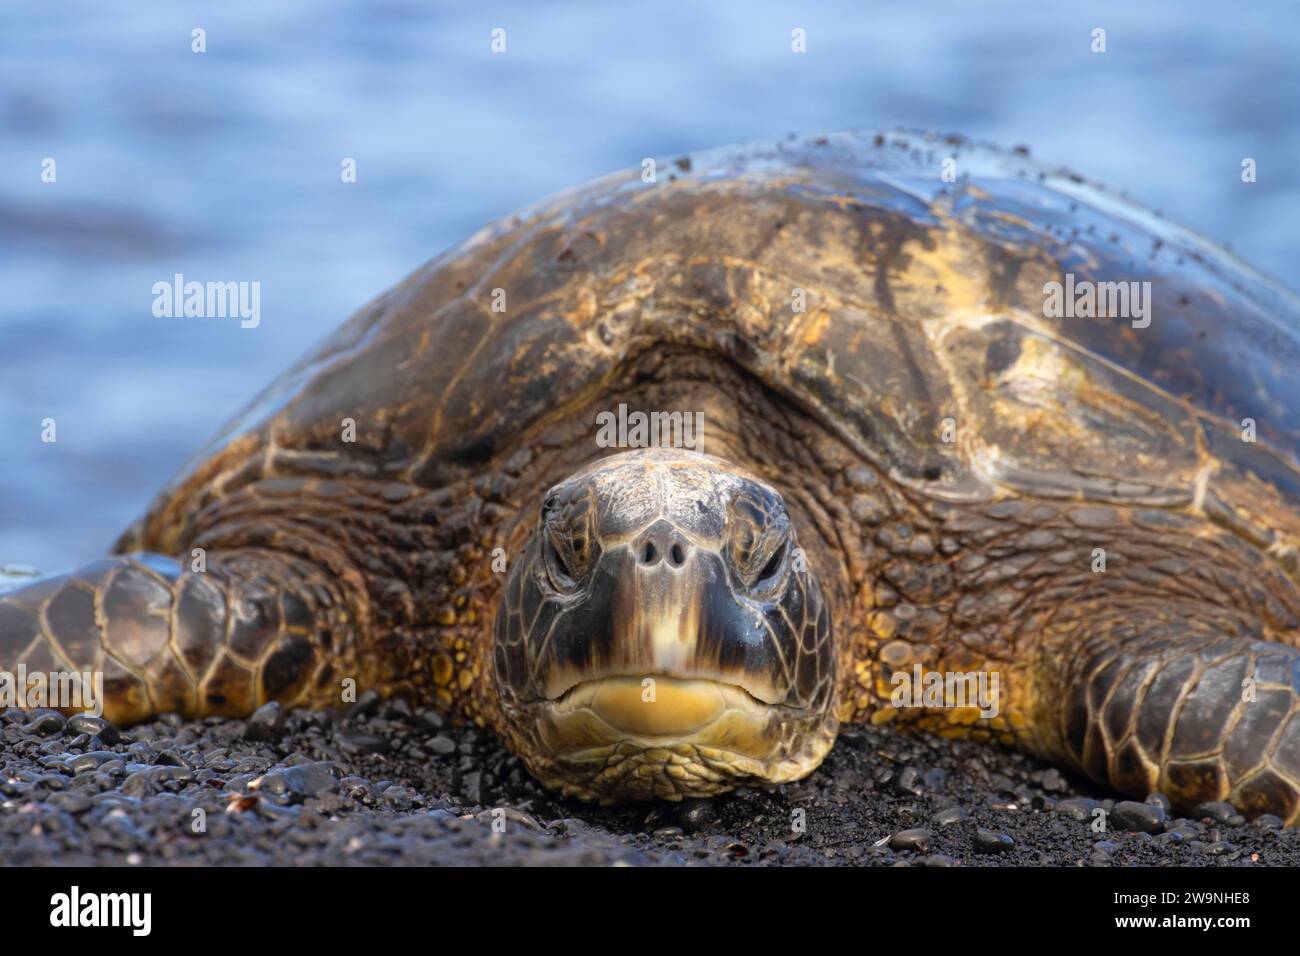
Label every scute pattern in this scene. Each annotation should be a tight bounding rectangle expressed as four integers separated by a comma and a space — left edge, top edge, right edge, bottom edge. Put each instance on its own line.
1068, 627, 1300, 823
0, 552, 354, 723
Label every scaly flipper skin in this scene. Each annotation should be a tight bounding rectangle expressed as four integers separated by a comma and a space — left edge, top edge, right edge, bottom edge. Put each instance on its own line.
1051, 610, 1300, 822
4, 130, 1300, 819
0, 551, 357, 723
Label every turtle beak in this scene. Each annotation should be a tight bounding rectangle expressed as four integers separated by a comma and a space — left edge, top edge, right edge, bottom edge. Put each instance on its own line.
538, 518, 789, 708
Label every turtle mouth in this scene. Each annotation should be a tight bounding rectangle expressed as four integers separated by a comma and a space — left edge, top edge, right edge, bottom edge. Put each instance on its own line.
546, 673, 773, 737
515, 673, 834, 803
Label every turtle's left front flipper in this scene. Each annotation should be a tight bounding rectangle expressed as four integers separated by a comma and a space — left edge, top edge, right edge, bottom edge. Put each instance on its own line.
0, 550, 358, 724
1049, 610, 1300, 824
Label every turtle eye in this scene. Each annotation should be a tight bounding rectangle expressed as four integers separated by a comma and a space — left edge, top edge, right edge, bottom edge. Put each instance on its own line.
755, 538, 788, 587
727, 489, 792, 592
545, 531, 572, 578
539, 490, 597, 592
542, 532, 577, 590
743, 528, 792, 595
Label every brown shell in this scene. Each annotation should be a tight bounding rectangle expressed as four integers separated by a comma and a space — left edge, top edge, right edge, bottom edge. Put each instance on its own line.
122, 129, 1300, 557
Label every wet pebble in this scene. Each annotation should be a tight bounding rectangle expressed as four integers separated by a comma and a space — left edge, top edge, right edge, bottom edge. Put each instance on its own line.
1191, 801, 1237, 824
68, 751, 121, 774
1110, 801, 1167, 834
1053, 797, 1099, 822
120, 766, 194, 797
889, 828, 931, 852
677, 799, 716, 833
892, 766, 924, 796
244, 702, 285, 742
339, 733, 391, 756
973, 828, 1015, 854
933, 806, 968, 828
346, 689, 382, 719
1144, 792, 1171, 812
21, 712, 66, 736
152, 750, 192, 769
67, 714, 120, 744
381, 784, 418, 810
255, 762, 338, 801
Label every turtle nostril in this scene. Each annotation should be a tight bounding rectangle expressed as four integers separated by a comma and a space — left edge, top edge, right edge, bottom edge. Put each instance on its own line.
638, 530, 689, 568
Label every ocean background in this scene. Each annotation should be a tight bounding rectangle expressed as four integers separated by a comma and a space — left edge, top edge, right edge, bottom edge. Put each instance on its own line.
2, 0, 1298, 571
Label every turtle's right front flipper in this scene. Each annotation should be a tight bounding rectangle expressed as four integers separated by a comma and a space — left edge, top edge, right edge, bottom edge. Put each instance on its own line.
0, 550, 356, 724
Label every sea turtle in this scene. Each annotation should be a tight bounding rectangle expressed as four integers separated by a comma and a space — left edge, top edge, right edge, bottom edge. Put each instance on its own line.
4, 130, 1300, 819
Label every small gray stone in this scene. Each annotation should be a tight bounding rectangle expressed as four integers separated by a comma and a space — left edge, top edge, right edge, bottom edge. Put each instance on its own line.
1191, 801, 1236, 824
889, 828, 931, 852
892, 766, 924, 796
256, 762, 337, 800
152, 749, 192, 769
1040, 768, 1068, 792
1144, 792, 1171, 812
973, 828, 1015, 853
346, 689, 382, 719
338, 733, 390, 756
1053, 797, 1100, 822
933, 806, 968, 828
243, 702, 285, 742
676, 798, 716, 833
427, 735, 457, 755
462, 771, 483, 804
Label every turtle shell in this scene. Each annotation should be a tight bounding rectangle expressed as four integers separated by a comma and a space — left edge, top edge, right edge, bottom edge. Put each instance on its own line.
123, 130, 1300, 556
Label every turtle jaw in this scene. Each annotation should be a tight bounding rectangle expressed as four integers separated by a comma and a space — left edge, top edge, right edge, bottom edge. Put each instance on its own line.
516, 675, 838, 804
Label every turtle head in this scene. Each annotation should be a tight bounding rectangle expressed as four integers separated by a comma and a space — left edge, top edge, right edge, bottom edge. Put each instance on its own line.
492, 448, 838, 803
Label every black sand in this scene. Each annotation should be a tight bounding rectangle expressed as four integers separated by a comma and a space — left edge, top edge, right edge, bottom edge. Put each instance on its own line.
3, 696, 1299, 867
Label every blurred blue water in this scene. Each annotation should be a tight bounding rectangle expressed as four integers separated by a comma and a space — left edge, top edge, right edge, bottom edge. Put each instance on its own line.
2, 0, 1298, 570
